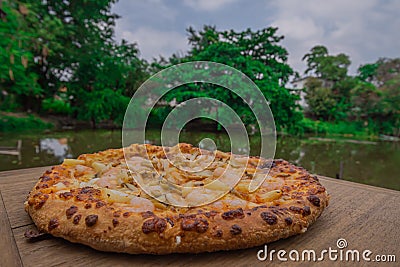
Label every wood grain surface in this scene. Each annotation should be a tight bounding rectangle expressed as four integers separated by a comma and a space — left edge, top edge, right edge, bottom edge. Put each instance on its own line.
0, 166, 398, 267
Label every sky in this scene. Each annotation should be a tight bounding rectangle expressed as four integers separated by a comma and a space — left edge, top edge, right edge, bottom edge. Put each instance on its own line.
112, 0, 400, 75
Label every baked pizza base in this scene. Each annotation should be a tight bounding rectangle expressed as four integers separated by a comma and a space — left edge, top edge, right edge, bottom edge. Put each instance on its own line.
25, 143, 329, 254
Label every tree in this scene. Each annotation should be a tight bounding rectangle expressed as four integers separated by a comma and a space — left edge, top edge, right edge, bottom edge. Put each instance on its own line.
23, 0, 147, 125
357, 58, 400, 135
0, 0, 148, 126
303, 45, 351, 82
350, 81, 382, 119
304, 78, 338, 120
302, 46, 352, 120
155, 26, 303, 134
0, 1, 43, 111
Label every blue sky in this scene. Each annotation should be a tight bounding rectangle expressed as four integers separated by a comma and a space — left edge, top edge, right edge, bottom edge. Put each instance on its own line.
112, 0, 400, 74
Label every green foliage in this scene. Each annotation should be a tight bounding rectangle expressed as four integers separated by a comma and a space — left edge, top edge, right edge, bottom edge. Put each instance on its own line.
1, 0, 399, 137
154, 26, 304, 134
75, 89, 130, 127
358, 63, 379, 83
300, 118, 376, 136
0, 114, 53, 132
303, 45, 351, 82
304, 79, 337, 120
0, 0, 148, 127
0, 1, 43, 110
303, 46, 353, 121
356, 58, 400, 135
42, 98, 72, 115
350, 81, 382, 118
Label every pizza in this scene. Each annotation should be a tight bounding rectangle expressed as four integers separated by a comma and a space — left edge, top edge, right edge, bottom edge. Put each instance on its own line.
25, 143, 329, 254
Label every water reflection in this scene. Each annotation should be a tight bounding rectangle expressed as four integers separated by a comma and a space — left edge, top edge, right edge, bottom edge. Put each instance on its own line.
40, 138, 72, 161
0, 130, 398, 190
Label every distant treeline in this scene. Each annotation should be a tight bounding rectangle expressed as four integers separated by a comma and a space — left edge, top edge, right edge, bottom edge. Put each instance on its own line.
0, 0, 399, 136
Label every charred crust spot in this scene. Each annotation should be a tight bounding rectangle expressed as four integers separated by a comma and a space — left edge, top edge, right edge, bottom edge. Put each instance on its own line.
285, 217, 293, 225
75, 187, 101, 202
142, 217, 167, 234
85, 215, 98, 227
259, 161, 275, 169
35, 194, 49, 209
73, 214, 82, 224
289, 206, 303, 214
123, 212, 131, 218
166, 217, 174, 227
260, 212, 278, 225
195, 218, 209, 233
204, 211, 218, 218
270, 206, 288, 216
95, 201, 106, 208
221, 208, 245, 220
59, 191, 73, 200
303, 206, 311, 216
75, 195, 85, 201
282, 186, 291, 192
181, 217, 209, 233
317, 186, 326, 193
41, 175, 52, 182
66, 206, 78, 219
24, 229, 49, 242
230, 224, 242, 235
112, 218, 119, 227
48, 218, 59, 230
113, 211, 121, 217
141, 211, 155, 218
289, 206, 311, 216
36, 183, 49, 189
84, 203, 92, 209
307, 195, 321, 207
79, 187, 101, 195
215, 229, 223, 238
273, 159, 284, 166
291, 192, 305, 199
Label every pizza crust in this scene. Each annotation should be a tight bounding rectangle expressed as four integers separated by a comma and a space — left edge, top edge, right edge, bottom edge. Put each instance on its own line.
25, 143, 329, 254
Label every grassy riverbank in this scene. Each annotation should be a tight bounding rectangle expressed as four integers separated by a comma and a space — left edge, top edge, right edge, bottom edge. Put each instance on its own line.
1, 112, 394, 141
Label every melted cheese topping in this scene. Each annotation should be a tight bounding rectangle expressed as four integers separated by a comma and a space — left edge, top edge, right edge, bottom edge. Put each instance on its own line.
60, 144, 287, 210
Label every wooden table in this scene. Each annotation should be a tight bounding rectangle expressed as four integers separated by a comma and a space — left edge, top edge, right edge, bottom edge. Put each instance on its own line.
0, 167, 399, 266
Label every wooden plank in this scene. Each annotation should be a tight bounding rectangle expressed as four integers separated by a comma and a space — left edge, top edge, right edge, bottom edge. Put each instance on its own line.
0, 166, 49, 185
0, 167, 46, 228
1, 181, 36, 228
0, 191, 23, 267
1, 167, 399, 266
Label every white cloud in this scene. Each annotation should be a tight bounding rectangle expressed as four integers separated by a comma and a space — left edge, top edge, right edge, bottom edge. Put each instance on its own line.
269, 0, 400, 74
184, 0, 238, 11
120, 27, 188, 60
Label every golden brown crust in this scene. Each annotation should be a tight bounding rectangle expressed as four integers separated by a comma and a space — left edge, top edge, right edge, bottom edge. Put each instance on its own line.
25, 143, 329, 254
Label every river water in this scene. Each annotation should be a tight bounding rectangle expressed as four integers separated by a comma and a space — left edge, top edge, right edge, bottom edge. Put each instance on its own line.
0, 129, 398, 190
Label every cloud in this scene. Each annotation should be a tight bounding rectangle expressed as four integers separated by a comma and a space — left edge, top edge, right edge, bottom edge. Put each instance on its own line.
268, 0, 400, 74
120, 27, 188, 60
112, 0, 400, 75
183, 0, 238, 11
